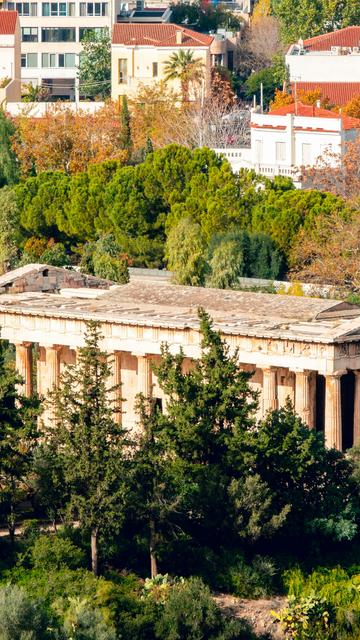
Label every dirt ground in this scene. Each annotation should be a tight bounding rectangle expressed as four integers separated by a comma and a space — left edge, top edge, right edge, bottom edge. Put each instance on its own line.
215, 594, 287, 639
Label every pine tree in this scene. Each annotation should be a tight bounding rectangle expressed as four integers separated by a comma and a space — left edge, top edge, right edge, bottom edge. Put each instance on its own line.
47, 321, 128, 575
0, 343, 40, 543
0, 109, 18, 186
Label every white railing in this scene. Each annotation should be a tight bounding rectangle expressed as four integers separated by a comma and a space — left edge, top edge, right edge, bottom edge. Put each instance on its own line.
6, 101, 105, 117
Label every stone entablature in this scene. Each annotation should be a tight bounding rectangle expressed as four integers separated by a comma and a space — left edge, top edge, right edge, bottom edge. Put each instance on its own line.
4, 270, 360, 452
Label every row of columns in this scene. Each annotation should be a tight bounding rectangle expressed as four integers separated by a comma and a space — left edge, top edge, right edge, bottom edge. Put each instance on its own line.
12, 341, 360, 451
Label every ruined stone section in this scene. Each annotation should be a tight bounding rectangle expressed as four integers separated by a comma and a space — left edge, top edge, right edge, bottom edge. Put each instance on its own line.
0, 264, 114, 295
1, 266, 360, 450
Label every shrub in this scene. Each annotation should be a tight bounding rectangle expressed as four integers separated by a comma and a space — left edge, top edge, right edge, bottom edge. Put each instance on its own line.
30, 534, 86, 571
61, 597, 117, 640
40, 242, 71, 267
0, 584, 51, 640
273, 593, 336, 640
92, 253, 129, 284
155, 576, 253, 640
219, 555, 277, 599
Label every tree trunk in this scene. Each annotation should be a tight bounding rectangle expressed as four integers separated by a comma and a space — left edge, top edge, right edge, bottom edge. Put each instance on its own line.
91, 527, 99, 576
8, 500, 15, 547
149, 518, 158, 578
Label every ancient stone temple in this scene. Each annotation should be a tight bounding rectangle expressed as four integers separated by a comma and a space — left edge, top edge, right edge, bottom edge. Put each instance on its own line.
2, 264, 360, 451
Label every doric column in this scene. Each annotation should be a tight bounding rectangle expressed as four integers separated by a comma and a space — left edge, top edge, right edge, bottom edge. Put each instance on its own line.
108, 351, 122, 423
14, 342, 33, 397
294, 369, 314, 427
45, 345, 61, 394
353, 371, 360, 446
324, 371, 345, 450
262, 367, 278, 412
136, 354, 152, 397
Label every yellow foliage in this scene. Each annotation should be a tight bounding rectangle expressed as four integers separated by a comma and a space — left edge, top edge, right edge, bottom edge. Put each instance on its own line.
252, 0, 271, 23
286, 281, 304, 296
343, 95, 360, 119
269, 89, 294, 111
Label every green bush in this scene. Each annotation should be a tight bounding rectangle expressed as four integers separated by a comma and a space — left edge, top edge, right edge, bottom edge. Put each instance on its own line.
218, 555, 277, 599
30, 534, 86, 571
61, 597, 117, 640
92, 253, 129, 284
155, 576, 254, 640
274, 593, 336, 640
0, 584, 51, 640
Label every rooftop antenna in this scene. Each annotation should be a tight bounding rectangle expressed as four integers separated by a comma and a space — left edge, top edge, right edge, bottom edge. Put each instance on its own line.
260, 82, 263, 113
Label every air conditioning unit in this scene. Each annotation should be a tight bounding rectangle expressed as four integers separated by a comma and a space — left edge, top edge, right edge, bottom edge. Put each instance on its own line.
352, 46, 360, 53
331, 46, 340, 54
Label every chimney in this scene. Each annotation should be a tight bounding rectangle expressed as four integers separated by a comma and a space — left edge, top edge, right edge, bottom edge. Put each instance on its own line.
316, 99, 321, 108
176, 29, 183, 45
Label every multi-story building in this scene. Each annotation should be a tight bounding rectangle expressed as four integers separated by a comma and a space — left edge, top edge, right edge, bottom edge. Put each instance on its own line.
286, 26, 360, 107
0, 10, 21, 102
111, 23, 214, 103
1, 0, 117, 100
214, 102, 360, 184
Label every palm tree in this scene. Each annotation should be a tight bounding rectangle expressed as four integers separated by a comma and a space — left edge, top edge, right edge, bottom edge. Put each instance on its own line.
163, 49, 204, 103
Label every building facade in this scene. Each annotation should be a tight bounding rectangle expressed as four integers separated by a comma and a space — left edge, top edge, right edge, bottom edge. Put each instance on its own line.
215, 102, 360, 182
3, 264, 360, 452
286, 26, 360, 106
1, 0, 116, 100
0, 10, 21, 102
111, 23, 213, 102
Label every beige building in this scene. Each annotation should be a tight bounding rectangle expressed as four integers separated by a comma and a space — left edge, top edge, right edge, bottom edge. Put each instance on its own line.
111, 23, 213, 102
3, 264, 360, 452
0, 10, 21, 102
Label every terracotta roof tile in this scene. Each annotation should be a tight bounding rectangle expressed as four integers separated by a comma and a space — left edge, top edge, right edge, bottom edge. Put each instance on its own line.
112, 23, 213, 47
0, 10, 18, 35
290, 82, 360, 107
269, 101, 360, 130
303, 26, 360, 51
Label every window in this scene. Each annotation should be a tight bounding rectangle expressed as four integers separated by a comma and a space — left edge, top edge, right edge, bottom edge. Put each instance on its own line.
8, 2, 37, 14
152, 62, 158, 77
42, 2, 75, 15
42, 27, 76, 42
79, 26, 108, 40
227, 50, 234, 71
118, 58, 127, 84
42, 52, 76, 67
22, 27, 38, 42
275, 141, 286, 162
301, 143, 312, 165
80, 0, 107, 13
21, 53, 38, 68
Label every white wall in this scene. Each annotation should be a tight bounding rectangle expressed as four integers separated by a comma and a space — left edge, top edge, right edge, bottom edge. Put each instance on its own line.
286, 51, 360, 83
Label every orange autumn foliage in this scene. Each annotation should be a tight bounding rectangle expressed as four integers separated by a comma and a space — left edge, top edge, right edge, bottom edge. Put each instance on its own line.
343, 95, 360, 119
12, 102, 129, 176
269, 89, 294, 110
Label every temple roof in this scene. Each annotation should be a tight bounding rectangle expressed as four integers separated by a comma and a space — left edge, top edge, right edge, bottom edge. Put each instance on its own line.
0, 268, 360, 344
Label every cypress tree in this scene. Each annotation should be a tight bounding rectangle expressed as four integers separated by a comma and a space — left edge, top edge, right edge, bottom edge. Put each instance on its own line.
47, 321, 128, 575
120, 95, 132, 153
0, 109, 18, 186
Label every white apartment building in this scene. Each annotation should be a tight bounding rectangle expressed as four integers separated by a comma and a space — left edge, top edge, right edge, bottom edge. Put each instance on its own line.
0, 10, 21, 101
215, 102, 360, 185
0, 0, 118, 100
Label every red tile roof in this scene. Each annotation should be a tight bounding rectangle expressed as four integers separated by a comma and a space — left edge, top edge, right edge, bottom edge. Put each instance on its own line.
0, 10, 18, 35
290, 82, 360, 107
112, 23, 213, 47
303, 26, 360, 51
269, 102, 360, 130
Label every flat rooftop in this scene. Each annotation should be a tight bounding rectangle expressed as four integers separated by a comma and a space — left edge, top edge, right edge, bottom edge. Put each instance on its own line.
1, 278, 360, 344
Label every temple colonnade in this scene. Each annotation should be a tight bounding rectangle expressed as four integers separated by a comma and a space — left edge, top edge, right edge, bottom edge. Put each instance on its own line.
13, 341, 360, 451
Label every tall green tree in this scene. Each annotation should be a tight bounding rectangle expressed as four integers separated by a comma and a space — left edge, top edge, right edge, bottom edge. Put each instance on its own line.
0, 109, 19, 186
0, 343, 40, 543
131, 397, 189, 578
166, 217, 208, 286
78, 32, 111, 100
119, 95, 132, 153
47, 321, 128, 575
